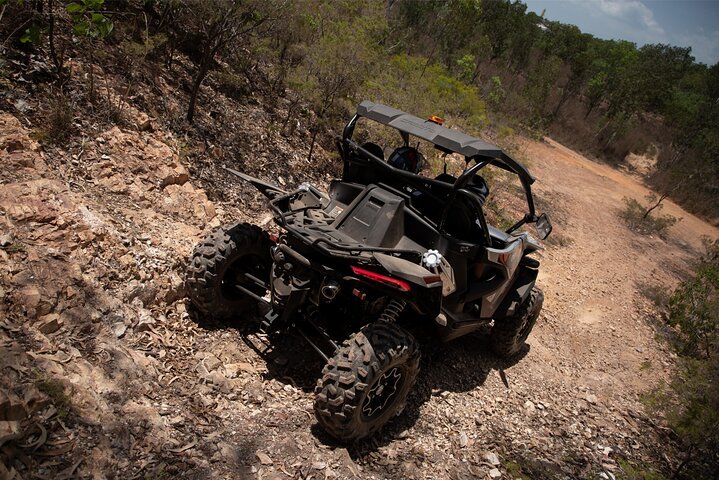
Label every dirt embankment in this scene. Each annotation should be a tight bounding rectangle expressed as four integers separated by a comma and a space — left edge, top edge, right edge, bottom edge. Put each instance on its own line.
2, 99, 718, 480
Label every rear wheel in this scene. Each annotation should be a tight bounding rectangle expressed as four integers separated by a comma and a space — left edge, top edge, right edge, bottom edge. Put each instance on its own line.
314, 320, 420, 442
490, 287, 544, 358
185, 223, 271, 320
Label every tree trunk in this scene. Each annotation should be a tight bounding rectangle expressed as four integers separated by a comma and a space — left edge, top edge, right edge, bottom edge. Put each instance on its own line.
187, 62, 209, 123
602, 130, 617, 150
47, 0, 64, 81
552, 87, 575, 118
307, 123, 320, 163
471, 57, 483, 84
643, 192, 669, 219
282, 98, 299, 136
419, 22, 447, 81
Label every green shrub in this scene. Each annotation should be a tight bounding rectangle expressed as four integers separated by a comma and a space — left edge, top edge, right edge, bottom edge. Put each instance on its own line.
620, 197, 678, 237
649, 240, 719, 478
636, 280, 670, 308
617, 458, 668, 480
668, 239, 719, 358
487, 75, 505, 110
656, 356, 719, 478
361, 54, 488, 132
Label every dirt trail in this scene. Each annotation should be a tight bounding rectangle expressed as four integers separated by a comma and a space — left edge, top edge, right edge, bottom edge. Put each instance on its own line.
525, 136, 718, 405
539, 137, 717, 250
2, 110, 718, 479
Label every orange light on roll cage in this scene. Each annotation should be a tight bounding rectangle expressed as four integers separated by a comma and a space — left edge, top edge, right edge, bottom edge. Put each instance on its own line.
350, 266, 411, 292
428, 115, 445, 125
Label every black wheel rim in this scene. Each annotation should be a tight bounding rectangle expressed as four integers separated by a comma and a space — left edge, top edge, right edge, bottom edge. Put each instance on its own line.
221, 254, 269, 301
361, 366, 406, 420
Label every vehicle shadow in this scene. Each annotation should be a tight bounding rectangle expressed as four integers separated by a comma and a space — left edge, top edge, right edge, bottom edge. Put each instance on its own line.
189, 305, 529, 456
311, 331, 530, 456
187, 302, 328, 390
243, 320, 529, 454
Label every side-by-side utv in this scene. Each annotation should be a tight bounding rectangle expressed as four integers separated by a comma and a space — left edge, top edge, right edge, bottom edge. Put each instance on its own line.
185, 101, 552, 442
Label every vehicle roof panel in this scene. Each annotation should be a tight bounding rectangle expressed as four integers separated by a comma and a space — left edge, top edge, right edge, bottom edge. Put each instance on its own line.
357, 100, 504, 158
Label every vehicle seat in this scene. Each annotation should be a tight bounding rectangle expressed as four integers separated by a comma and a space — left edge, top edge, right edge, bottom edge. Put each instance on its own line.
435, 173, 455, 184
444, 176, 490, 242
388, 146, 424, 173
467, 175, 489, 205
434, 173, 489, 205
444, 197, 480, 241
360, 142, 384, 161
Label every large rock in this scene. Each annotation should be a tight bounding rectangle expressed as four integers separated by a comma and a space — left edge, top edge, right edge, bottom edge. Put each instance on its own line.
0, 389, 27, 421
36, 313, 63, 334
0, 113, 47, 173
0, 179, 75, 224
162, 183, 216, 222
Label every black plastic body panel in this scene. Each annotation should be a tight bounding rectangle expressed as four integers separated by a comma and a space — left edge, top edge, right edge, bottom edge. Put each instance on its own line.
492, 265, 538, 320
332, 188, 405, 248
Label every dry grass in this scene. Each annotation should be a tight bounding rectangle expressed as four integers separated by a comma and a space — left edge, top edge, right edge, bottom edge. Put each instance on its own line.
37, 92, 74, 144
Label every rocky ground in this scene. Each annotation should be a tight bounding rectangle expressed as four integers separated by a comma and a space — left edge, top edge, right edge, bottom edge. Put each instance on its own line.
2, 75, 719, 480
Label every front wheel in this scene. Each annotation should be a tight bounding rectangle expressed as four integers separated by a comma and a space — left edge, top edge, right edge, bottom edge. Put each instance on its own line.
314, 320, 420, 442
490, 287, 544, 358
185, 223, 272, 320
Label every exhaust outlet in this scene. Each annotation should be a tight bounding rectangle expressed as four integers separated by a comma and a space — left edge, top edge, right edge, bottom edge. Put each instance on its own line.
321, 281, 340, 300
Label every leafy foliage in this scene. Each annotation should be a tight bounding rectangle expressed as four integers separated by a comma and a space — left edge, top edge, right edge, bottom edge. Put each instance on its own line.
620, 197, 678, 237
669, 240, 719, 359
390, 0, 718, 221
645, 240, 719, 478
363, 55, 487, 131
66, 0, 113, 39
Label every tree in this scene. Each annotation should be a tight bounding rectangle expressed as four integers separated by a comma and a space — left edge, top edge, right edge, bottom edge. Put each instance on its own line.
292, 0, 385, 161
179, 0, 268, 123
652, 240, 719, 478
523, 54, 561, 126
545, 23, 592, 118
635, 43, 694, 112
505, 2, 538, 75
66, 0, 114, 99
480, 0, 515, 62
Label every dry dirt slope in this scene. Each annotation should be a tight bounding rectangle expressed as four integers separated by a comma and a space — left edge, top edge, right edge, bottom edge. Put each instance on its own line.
1, 110, 718, 480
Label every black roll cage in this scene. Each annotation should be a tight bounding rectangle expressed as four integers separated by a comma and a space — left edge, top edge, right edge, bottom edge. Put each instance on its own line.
340, 103, 540, 239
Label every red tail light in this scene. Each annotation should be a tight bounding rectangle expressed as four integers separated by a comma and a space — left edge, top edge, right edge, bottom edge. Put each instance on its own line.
350, 266, 411, 292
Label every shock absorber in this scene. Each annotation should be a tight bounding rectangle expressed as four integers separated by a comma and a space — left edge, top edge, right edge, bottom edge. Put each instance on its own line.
379, 298, 406, 323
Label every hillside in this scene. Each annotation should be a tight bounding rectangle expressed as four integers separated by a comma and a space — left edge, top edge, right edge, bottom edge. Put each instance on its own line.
3, 69, 719, 480
2, 1, 719, 479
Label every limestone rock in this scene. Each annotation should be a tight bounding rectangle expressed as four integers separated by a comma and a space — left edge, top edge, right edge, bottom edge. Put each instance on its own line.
0, 389, 27, 421
36, 313, 63, 334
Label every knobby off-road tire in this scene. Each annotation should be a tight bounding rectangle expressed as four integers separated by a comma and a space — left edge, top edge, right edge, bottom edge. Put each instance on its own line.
185, 223, 271, 320
314, 320, 421, 442
490, 287, 544, 358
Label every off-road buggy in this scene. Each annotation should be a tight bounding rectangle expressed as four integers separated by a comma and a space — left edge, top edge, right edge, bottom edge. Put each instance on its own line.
185, 101, 552, 442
